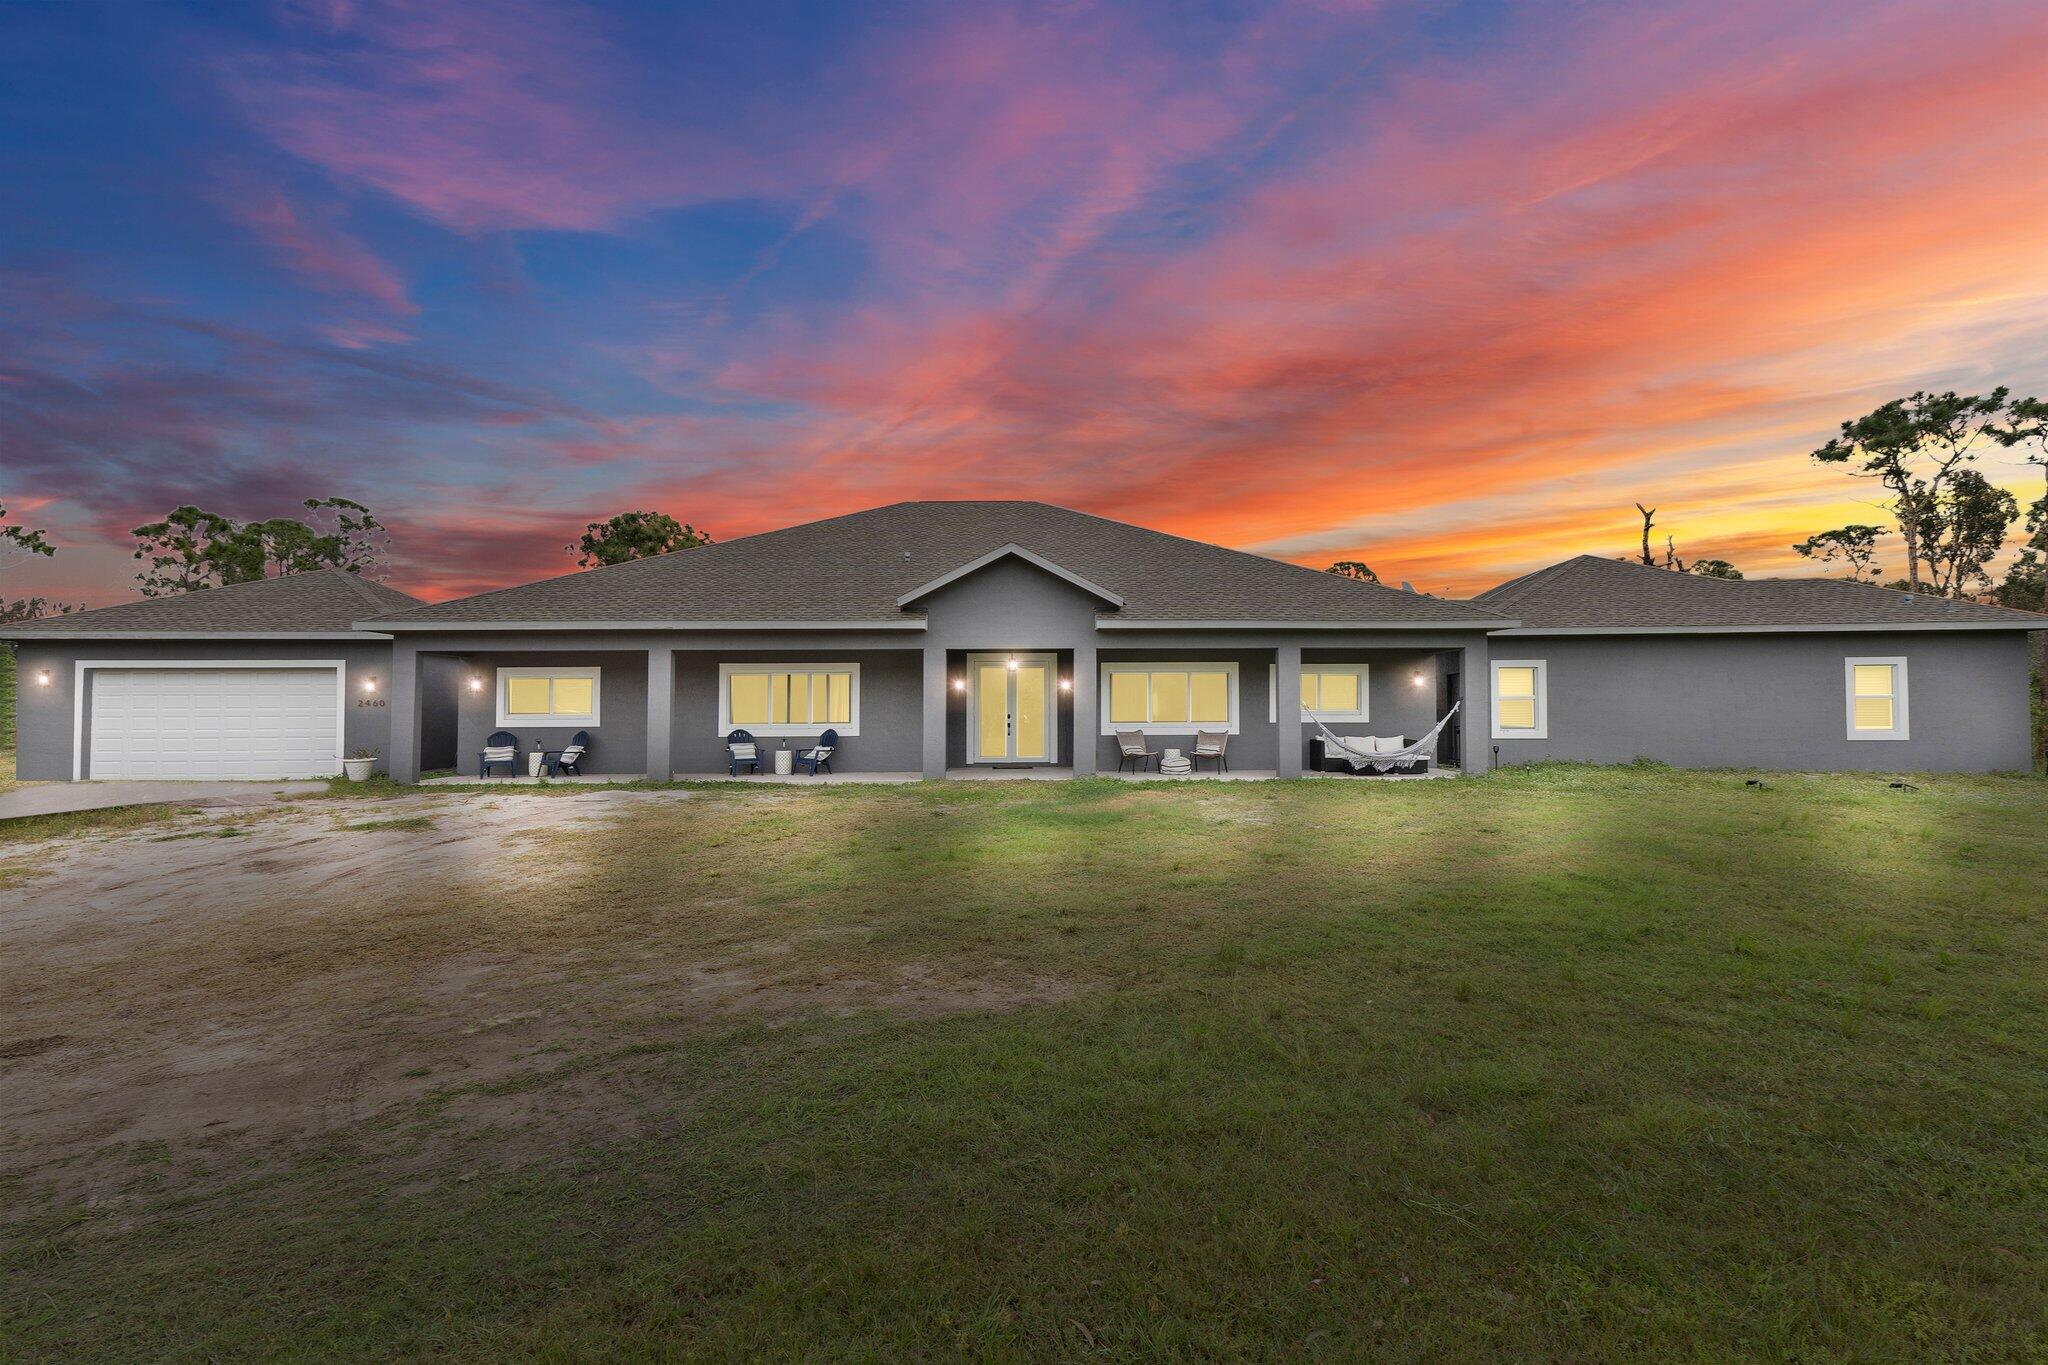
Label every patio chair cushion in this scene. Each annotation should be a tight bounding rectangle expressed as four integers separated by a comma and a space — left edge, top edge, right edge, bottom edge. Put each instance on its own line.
482, 745, 516, 762
729, 742, 758, 760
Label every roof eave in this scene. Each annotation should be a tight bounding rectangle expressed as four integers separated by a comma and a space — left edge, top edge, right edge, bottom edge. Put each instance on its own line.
1096, 617, 1519, 630
1492, 621, 2045, 635
3, 629, 393, 641
357, 618, 929, 632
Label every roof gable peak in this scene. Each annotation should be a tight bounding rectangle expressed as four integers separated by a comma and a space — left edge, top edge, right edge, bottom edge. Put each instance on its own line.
895, 542, 1125, 608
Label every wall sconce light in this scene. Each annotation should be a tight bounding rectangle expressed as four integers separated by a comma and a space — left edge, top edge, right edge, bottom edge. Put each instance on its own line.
1006, 656, 1019, 671
468, 676, 485, 692
362, 676, 379, 693
1412, 672, 1427, 688
36, 670, 53, 687
1058, 677, 1072, 692
951, 677, 966, 692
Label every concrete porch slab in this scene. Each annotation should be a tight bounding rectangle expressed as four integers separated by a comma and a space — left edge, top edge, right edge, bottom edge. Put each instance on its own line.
672, 771, 920, 784
418, 773, 647, 786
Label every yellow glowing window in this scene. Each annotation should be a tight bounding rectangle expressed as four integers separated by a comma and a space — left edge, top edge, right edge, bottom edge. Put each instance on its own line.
552, 677, 593, 716
506, 677, 551, 716
1109, 672, 1149, 724
502, 671, 600, 721
1151, 672, 1190, 724
1298, 669, 1363, 714
727, 669, 854, 729
729, 673, 771, 726
1852, 664, 1896, 731
1107, 667, 1235, 728
1496, 666, 1538, 731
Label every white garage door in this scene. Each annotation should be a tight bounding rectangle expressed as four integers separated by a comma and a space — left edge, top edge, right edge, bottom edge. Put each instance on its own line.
88, 668, 341, 780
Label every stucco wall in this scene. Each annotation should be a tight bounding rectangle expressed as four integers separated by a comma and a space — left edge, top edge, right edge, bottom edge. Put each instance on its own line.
7, 637, 425, 781
1488, 631, 2035, 772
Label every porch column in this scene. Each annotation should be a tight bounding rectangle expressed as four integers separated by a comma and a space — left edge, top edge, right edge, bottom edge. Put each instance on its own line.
645, 645, 674, 781
388, 640, 422, 783
1070, 640, 1097, 775
1275, 643, 1302, 778
921, 646, 948, 779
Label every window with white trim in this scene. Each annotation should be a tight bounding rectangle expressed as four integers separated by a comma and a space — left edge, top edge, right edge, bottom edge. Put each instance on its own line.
1101, 663, 1239, 734
1845, 657, 1908, 740
718, 663, 860, 736
497, 667, 601, 727
1490, 660, 1546, 739
1268, 664, 1370, 721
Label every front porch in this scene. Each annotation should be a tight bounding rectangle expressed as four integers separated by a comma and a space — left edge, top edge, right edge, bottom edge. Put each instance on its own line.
383, 637, 1477, 783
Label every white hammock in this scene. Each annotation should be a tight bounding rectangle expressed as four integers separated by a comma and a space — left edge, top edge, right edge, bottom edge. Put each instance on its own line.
1305, 700, 1461, 773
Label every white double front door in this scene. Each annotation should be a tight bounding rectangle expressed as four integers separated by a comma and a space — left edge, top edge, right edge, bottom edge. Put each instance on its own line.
969, 652, 1055, 764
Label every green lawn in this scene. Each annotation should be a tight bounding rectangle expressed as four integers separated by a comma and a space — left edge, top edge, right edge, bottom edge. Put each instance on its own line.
2, 768, 2045, 1359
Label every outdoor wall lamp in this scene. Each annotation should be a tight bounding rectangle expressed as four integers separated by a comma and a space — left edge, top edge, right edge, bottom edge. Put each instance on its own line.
362, 676, 379, 693
1059, 677, 1072, 692
1412, 672, 1427, 688
951, 677, 966, 692
36, 670, 52, 686
468, 676, 485, 692
1006, 657, 1019, 670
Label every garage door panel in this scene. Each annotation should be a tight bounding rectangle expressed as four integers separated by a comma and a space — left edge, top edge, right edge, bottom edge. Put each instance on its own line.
88, 668, 340, 780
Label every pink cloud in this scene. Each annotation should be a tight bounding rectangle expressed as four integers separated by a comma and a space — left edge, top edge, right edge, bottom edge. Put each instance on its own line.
229, 187, 415, 317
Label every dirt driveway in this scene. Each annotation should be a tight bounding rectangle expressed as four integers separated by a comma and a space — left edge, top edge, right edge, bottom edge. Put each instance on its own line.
0, 790, 1067, 1206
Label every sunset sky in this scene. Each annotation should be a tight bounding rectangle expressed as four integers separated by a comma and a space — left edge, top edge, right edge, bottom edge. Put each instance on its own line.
5, 0, 2048, 607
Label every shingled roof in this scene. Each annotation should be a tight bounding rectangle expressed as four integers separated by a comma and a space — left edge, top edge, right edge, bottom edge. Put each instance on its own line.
2, 568, 422, 636
363, 501, 1512, 628
1477, 555, 2046, 631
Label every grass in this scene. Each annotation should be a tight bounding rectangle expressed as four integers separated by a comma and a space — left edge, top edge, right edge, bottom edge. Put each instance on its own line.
2, 767, 2045, 1359
0, 746, 16, 795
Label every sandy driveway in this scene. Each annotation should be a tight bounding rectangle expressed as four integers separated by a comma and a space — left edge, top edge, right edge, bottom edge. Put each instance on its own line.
0, 789, 1066, 1205
0, 792, 698, 1194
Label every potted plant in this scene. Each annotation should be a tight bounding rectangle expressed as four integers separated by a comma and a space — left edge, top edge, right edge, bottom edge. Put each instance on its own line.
342, 747, 379, 781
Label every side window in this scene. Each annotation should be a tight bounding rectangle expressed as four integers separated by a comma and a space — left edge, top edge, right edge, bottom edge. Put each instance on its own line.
1845, 658, 1908, 740
1490, 660, 1546, 739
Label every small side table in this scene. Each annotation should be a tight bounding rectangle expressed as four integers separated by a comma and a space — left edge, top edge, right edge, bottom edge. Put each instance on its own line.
774, 747, 794, 776
527, 751, 547, 777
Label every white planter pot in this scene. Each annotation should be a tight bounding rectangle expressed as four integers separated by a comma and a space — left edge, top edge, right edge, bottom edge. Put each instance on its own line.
342, 759, 376, 781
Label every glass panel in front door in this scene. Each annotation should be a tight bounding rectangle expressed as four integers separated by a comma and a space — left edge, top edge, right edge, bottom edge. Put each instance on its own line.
1014, 663, 1047, 760
977, 664, 1011, 760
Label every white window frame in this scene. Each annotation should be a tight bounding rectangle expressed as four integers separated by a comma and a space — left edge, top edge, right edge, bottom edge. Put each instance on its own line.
1490, 659, 1548, 740
1844, 656, 1909, 741
1100, 661, 1241, 735
496, 666, 602, 727
1268, 663, 1371, 723
717, 662, 862, 737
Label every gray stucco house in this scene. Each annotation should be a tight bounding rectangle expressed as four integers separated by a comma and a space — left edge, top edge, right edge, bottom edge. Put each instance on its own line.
8, 501, 2041, 781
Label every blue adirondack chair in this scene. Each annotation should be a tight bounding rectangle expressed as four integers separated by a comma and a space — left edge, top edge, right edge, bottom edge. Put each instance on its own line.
479, 730, 518, 778
726, 728, 761, 776
547, 730, 590, 777
795, 728, 838, 775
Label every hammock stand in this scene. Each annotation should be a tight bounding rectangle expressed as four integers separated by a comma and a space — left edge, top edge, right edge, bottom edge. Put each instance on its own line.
1304, 700, 1462, 775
